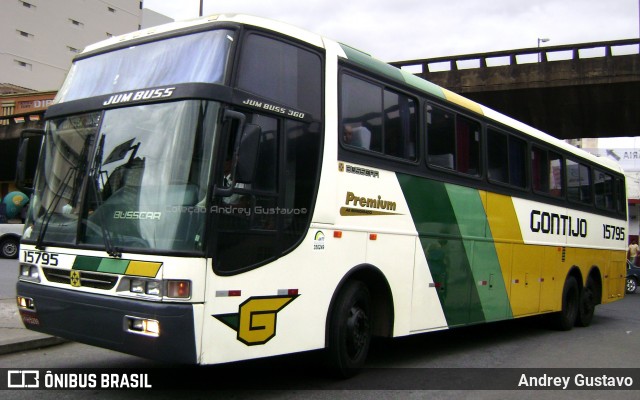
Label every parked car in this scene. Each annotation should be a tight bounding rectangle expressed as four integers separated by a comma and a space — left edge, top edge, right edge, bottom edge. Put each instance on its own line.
627, 260, 640, 294
0, 223, 23, 259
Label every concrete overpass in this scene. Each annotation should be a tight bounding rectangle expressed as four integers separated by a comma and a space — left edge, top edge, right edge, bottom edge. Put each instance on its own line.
390, 38, 640, 139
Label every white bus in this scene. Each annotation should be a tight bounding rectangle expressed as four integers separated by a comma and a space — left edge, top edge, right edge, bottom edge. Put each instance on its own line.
16, 14, 627, 376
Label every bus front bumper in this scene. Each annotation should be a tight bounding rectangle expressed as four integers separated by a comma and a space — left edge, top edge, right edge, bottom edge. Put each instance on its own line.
16, 281, 198, 364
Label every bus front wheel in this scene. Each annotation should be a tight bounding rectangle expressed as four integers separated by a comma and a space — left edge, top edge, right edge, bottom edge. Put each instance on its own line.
326, 280, 372, 378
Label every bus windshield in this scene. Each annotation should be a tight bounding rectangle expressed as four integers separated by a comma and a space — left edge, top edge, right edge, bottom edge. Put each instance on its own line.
23, 100, 220, 254
55, 29, 234, 104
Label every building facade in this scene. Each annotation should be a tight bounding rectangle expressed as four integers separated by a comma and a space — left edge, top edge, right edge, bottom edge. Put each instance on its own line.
0, 0, 144, 91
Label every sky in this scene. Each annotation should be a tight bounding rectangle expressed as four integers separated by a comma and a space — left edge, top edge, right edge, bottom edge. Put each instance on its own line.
142, 0, 640, 62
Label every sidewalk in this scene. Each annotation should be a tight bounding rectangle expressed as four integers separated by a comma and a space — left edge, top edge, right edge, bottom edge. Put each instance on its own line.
0, 298, 66, 356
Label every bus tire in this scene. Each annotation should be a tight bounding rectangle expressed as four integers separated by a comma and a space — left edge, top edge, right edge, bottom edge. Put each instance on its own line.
326, 280, 372, 378
576, 276, 597, 327
550, 276, 579, 331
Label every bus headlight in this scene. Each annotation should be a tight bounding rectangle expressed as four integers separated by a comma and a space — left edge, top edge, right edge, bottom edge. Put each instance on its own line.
118, 278, 190, 299
146, 281, 162, 296
130, 279, 146, 294
129, 278, 162, 296
19, 264, 40, 282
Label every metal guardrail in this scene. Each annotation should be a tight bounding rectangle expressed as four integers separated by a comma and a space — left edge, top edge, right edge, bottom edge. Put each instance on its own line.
390, 38, 640, 73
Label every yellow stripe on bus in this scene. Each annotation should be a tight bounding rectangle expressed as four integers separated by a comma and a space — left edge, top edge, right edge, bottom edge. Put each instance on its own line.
442, 88, 484, 116
125, 261, 162, 278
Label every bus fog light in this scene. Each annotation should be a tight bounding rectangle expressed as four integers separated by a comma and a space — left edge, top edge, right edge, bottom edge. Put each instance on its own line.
125, 316, 160, 337
166, 280, 191, 299
130, 279, 145, 293
17, 296, 35, 310
145, 319, 160, 335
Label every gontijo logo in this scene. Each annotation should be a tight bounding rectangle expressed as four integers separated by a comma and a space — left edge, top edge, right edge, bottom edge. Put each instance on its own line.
214, 295, 298, 346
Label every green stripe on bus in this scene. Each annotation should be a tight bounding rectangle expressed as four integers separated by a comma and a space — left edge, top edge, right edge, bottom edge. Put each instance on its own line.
444, 184, 512, 322
98, 258, 130, 274
340, 43, 445, 100
397, 175, 485, 326
73, 256, 102, 271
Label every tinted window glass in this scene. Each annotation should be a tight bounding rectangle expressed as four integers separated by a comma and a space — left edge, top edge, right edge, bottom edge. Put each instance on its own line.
487, 128, 526, 188
455, 116, 481, 175
567, 159, 591, 204
427, 105, 455, 169
213, 113, 322, 274
237, 34, 322, 118
341, 73, 416, 160
341, 74, 382, 151
383, 90, 417, 160
57, 30, 234, 103
487, 129, 508, 183
615, 177, 626, 215
594, 169, 615, 210
548, 151, 563, 197
427, 104, 480, 175
509, 135, 527, 188
532, 146, 549, 192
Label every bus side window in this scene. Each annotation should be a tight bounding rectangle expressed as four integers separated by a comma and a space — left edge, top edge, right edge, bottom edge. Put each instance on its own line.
532, 146, 549, 193
426, 104, 480, 175
567, 159, 592, 204
426, 105, 455, 169
594, 169, 615, 211
341, 74, 381, 152
340, 73, 417, 161
487, 128, 526, 188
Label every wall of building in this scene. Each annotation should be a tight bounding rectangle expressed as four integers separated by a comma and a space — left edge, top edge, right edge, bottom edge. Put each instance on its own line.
0, 0, 143, 91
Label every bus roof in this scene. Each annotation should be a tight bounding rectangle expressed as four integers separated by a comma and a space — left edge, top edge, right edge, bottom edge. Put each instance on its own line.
81, 13, 623, 175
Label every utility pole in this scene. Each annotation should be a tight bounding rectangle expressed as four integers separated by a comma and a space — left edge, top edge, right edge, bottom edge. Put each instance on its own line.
199, 0, 204, 17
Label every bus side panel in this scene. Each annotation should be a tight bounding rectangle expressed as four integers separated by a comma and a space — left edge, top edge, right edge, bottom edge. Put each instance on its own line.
199, 228, 368, 365
398, 175, 513, 328
603, 250, 627, 302
410, 238, 448, 332
365, 231, 415, 335
447, 186, 511, 322
540, 246, 562, 312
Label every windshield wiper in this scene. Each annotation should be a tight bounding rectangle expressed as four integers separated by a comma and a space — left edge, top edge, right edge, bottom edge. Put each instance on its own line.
89, 134, 121, 258
35, 132, 92, 250
35, 166, 77, 250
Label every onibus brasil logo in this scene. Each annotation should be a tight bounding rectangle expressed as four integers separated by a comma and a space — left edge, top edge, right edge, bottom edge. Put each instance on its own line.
213, 295, 298, 346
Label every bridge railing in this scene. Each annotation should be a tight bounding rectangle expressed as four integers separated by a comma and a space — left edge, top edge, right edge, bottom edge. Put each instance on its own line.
390, 38, 640, 74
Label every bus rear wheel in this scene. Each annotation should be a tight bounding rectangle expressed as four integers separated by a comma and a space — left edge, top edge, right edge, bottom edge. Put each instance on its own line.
326, 280, 372, 378
550, 276, 579, 331
576, 277, 597, 327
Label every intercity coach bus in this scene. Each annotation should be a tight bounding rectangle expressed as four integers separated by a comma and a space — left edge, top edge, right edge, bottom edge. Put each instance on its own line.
16, 14, 627, 376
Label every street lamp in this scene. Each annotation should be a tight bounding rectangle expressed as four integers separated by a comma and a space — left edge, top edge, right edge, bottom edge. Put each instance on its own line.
538, 38, 550, 62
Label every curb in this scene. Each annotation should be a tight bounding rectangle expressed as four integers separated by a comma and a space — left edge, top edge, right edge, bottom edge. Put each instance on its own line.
0, 336, 67, 356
